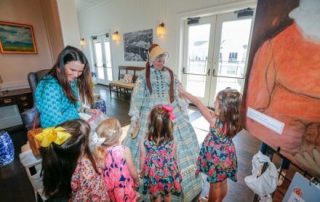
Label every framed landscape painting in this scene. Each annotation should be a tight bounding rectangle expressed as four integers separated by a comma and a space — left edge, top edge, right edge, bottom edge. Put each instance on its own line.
0, 21, 37, 54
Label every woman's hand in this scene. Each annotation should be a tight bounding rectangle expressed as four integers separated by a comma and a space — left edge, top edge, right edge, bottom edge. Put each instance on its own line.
130, 121, 140, 139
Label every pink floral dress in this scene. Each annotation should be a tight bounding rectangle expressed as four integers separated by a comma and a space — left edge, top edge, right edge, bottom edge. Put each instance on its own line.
71, 156, 109, 202
104, 145, 137, 202
142, 140, 182, 198
195, 120, 238, 183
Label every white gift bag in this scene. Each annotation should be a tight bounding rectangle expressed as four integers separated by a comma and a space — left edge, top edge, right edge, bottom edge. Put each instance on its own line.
245, 151, 278, 202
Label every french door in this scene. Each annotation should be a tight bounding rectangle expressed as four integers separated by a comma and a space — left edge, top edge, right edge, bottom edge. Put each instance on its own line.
181, 10, 253, 106
92, 34, 113, 85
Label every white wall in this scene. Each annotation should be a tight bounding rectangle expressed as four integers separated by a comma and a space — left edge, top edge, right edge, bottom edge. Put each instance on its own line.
57, 0, 81, 48
77, 0, 256, 78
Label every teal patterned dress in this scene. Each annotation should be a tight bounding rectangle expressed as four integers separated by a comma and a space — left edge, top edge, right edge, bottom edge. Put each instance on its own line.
123, 66, 202, 201
142, 140, 182, 198
35, 75, 80, 128
195, 119, 238, 183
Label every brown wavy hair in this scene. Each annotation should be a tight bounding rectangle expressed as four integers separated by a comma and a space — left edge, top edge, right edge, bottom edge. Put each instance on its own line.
147, 105, 174, 145
48, 46, 94, 105
216, 88, 242, 138
40, 119, 99, 199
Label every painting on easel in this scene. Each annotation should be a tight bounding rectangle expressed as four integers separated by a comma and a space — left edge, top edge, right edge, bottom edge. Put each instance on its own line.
243, 0, 320, 177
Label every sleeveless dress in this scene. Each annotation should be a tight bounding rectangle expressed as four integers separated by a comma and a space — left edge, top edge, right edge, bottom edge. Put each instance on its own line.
71, 156, 109, 202
142, 140, 182, 198
103, 145, 137, 202
195, 120, 238, 183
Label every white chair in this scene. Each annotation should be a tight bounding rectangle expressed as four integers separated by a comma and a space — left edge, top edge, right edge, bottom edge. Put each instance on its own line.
19, 142, 46, 202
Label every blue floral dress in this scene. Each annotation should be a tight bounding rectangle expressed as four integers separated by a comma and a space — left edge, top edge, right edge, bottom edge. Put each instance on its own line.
195, 120, 238, 183
142, 140, 182, 198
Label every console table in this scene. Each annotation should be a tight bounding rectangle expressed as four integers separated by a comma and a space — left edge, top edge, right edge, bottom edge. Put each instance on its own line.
0, 88, 33, 130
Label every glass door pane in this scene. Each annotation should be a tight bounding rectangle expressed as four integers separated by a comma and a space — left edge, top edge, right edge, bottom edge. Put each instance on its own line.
181, 16, 215, 105
92, 34, 113, 84
185, 24, 210, 98
104, 39, 113, 81
212, 17, 252, 99
94, 41, 104, 80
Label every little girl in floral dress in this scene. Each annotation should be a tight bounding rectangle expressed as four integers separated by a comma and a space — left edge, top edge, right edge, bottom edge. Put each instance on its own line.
140, 105, 182, 202
96, 118, 139, 202
180, 88, 242, 202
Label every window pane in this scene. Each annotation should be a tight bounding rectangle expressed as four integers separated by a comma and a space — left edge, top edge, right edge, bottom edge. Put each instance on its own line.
94, 42, 103, 67
218, 19, 252, 77
186, 75, 206, 97
187, 24, 210, 75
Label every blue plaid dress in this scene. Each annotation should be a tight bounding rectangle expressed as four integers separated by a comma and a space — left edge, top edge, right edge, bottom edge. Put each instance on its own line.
123, 66, 202, 201
35, 75, 80, 128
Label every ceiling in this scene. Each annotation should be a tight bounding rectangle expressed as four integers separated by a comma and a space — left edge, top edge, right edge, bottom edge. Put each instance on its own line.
75, 0, 110, 12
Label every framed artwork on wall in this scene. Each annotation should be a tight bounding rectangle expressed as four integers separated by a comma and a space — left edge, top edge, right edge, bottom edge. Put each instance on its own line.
124, 29, 152, 61
0, 21, 37, 54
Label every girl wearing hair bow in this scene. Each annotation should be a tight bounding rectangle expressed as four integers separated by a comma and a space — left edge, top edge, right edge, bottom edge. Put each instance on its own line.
140, 105, 182, 202
123, 44, 202, 201
36, 119, 109, 202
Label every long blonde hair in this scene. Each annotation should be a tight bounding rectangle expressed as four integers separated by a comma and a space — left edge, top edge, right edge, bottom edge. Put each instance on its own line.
95, 117, 122, 147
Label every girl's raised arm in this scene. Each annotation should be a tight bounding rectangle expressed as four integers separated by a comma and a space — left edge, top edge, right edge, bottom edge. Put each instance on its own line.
179, 87, 216, 127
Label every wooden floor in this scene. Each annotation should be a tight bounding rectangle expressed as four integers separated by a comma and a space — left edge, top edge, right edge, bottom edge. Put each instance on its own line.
0, 85, 292, 202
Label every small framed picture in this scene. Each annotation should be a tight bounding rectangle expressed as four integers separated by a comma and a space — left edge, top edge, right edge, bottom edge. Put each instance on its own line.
0, 21, 37, 54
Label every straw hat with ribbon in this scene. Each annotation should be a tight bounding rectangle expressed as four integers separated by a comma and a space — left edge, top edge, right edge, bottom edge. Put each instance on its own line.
146, 44, 174, 103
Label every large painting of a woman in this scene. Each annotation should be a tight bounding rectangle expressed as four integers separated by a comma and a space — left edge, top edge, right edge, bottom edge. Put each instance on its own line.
244, 0, 320, 176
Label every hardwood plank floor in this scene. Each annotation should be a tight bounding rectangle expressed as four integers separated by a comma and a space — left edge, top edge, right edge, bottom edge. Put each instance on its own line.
1, 85, 292, 202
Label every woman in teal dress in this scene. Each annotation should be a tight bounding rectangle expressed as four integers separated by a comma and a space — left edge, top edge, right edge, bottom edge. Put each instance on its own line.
123, 44, 202, 201
35, 46, 100, 128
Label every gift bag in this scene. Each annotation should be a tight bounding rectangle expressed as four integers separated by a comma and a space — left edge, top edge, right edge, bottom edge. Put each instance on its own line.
27, 128, 42, 157
27, 114, 42, 157
245, 151, 278, 202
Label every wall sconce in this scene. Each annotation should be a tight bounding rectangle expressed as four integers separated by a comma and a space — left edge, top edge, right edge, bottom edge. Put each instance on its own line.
156, 22, 166, 37
80, 38, 86, 47
112, 31, 120, 41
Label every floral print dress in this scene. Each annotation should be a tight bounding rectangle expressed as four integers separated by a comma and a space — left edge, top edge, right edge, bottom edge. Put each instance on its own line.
71, 156, 109, 202
142, 140, 182, 198
195, 120, 238, 183
104, 145, 137, 202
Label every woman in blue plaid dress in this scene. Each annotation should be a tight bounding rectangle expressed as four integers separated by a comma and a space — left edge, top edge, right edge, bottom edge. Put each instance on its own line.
123, 44, 202, 202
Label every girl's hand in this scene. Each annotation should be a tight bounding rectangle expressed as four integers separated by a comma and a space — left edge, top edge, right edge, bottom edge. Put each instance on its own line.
178, 84, 187, 99
89, 108, 102, 116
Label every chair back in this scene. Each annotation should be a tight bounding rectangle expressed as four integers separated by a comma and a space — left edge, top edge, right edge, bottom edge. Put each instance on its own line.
21, 69, 49, 130
28, 69, 50, 103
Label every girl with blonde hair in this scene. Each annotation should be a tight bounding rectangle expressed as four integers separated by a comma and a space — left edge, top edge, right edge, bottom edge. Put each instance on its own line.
96, 118, 139, 201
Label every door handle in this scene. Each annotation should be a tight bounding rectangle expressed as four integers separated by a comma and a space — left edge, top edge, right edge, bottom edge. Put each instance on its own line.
207, 69, 210, 76
212, 69, 215, 76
